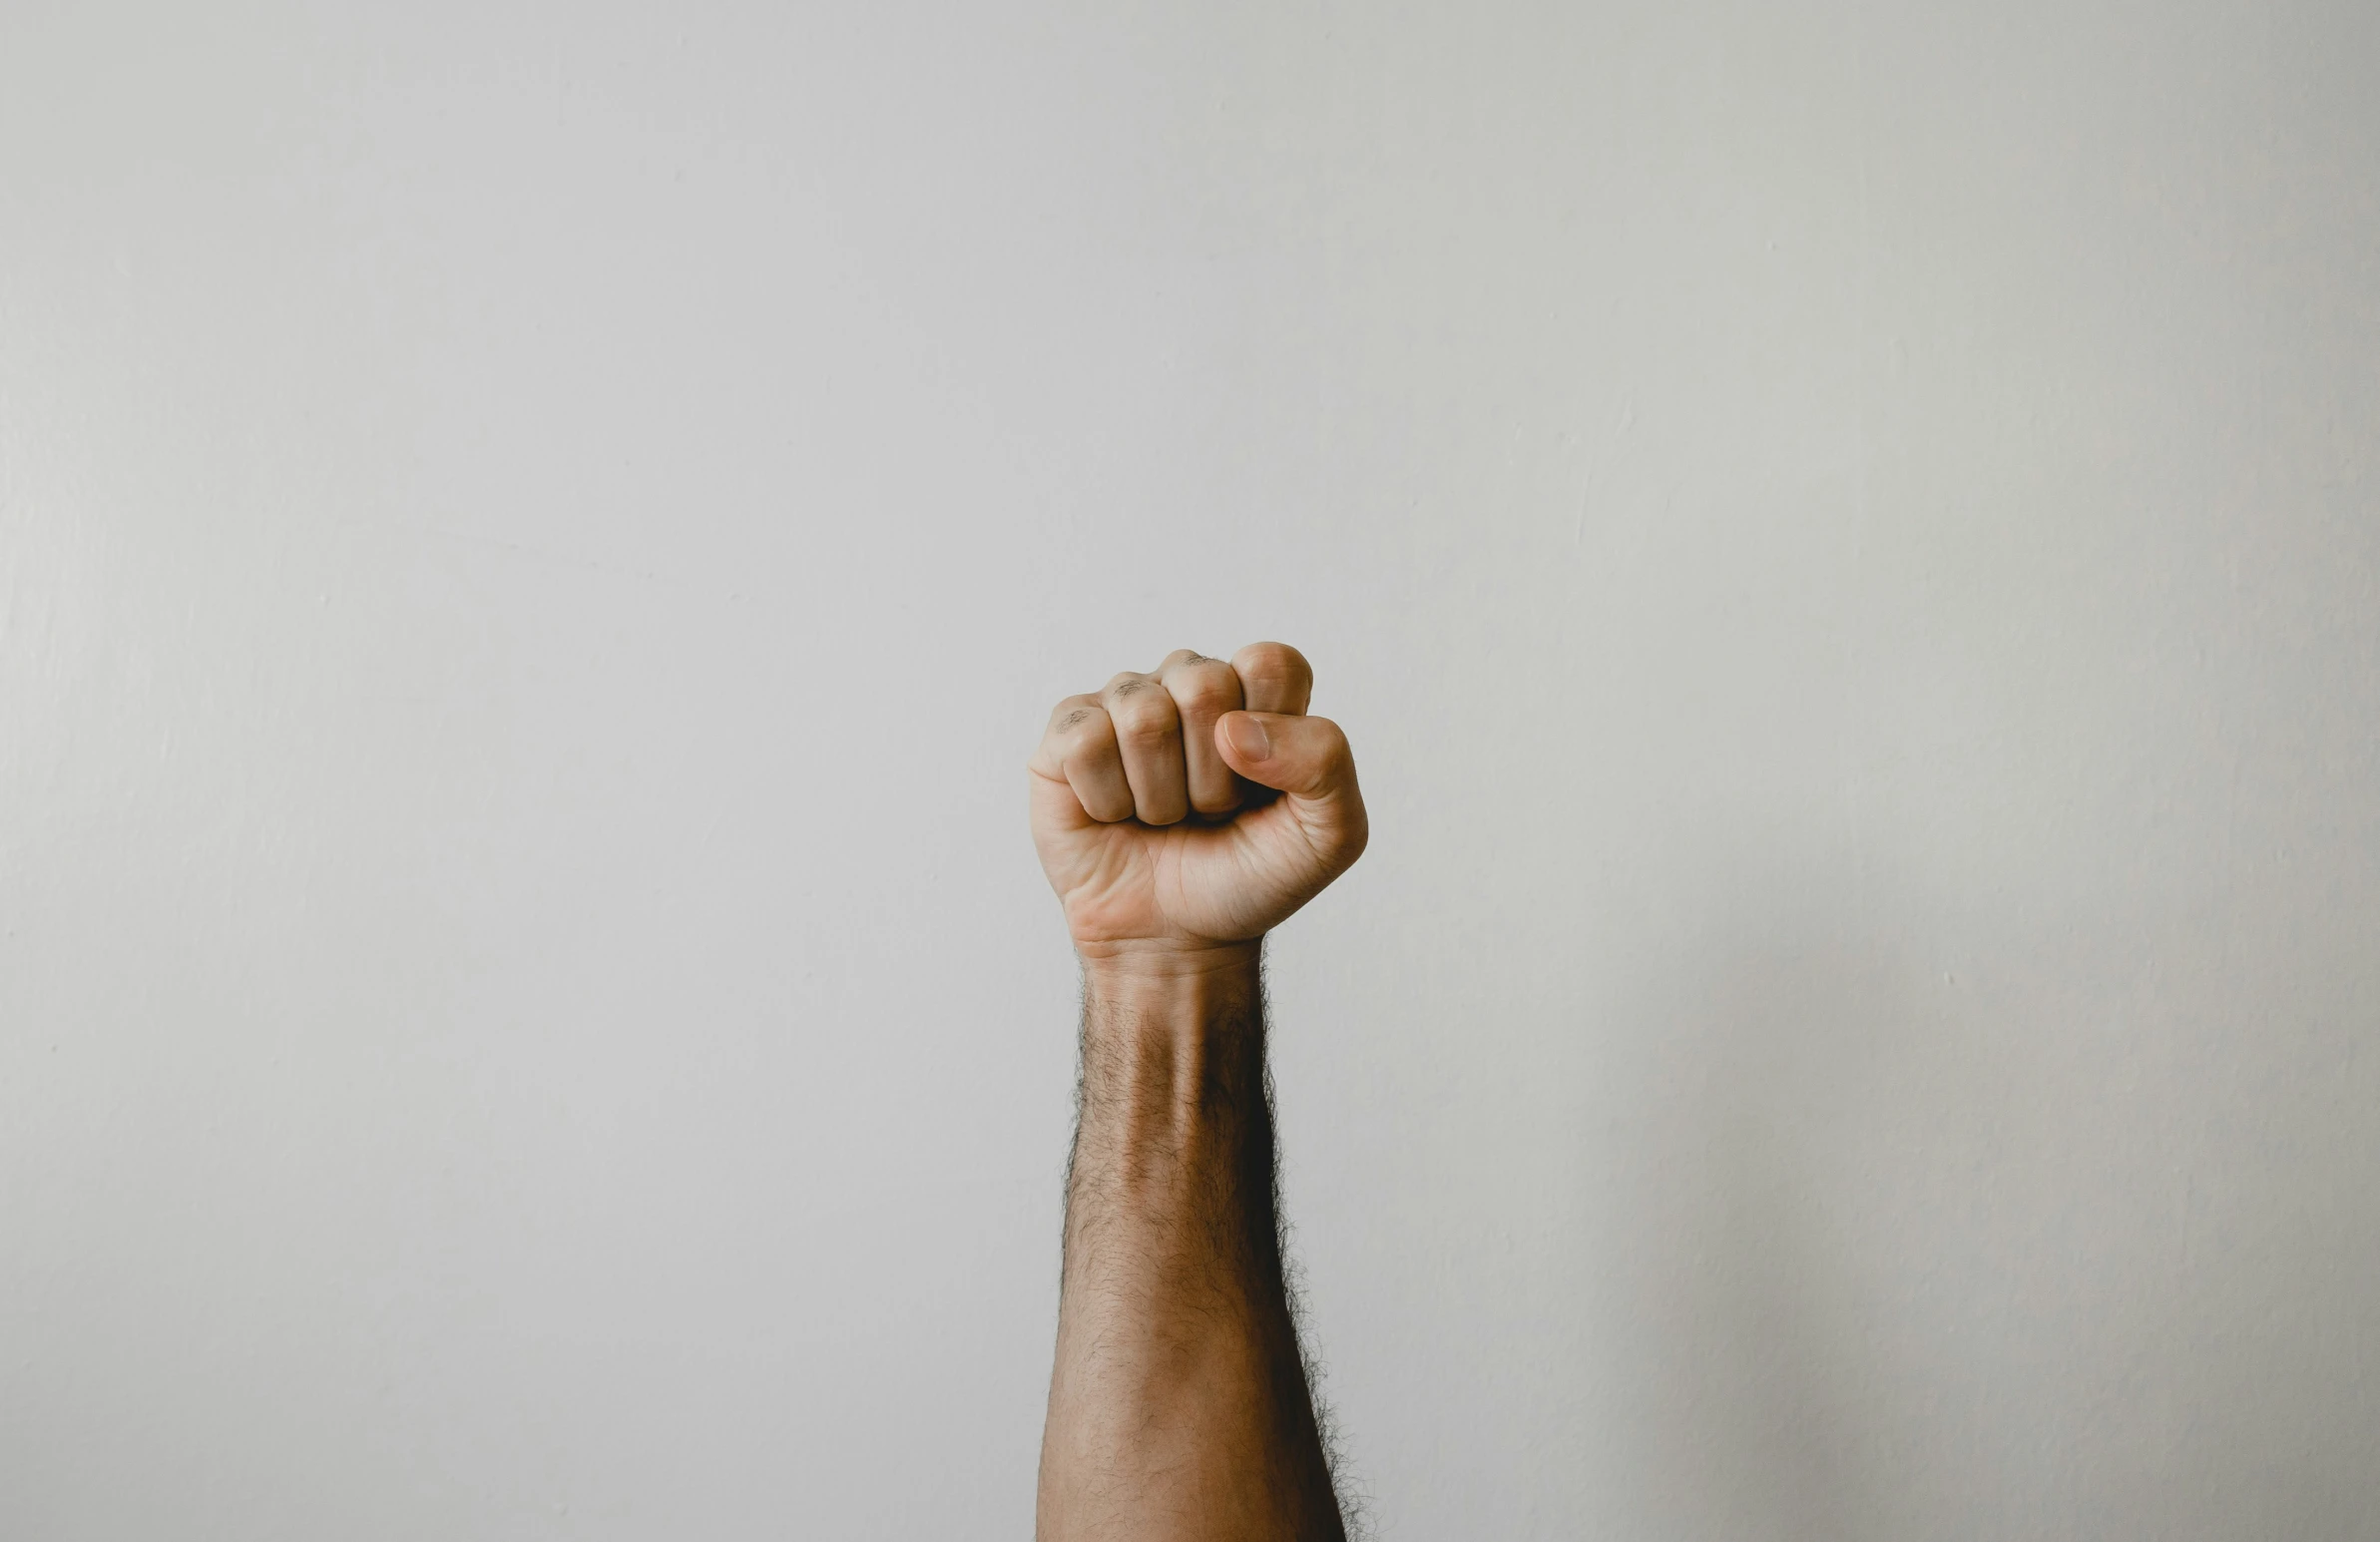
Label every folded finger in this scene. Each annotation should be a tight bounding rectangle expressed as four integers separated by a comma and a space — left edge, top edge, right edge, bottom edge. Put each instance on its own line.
1157, 649, 1244, 814
1033, 695, 1134, 822
1103, 672, 1188, 825
1230, 641, 1313, 717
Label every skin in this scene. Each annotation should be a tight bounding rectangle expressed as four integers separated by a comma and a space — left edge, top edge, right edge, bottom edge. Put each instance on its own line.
1029, 643, 1367, 1542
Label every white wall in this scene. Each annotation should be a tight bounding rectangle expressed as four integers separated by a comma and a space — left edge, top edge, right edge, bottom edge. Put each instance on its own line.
5, 2, 2376, 1537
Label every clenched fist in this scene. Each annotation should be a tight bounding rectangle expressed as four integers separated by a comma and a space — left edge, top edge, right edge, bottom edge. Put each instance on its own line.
1028, 643, 1366, 963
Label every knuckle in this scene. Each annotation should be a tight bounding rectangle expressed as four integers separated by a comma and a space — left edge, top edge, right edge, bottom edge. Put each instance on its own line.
1053, 698, 1102, 730
1235, 640, 1310, 687
1112, 709, 1176, 742
1167, 661, 1238, 715
1306, 716, 1355, 771
1052, 716, 1112, 759
1107, 694, 1178, 739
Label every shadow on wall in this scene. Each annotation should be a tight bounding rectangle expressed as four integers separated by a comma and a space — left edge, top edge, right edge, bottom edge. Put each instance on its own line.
1587, 857, 2380, 1542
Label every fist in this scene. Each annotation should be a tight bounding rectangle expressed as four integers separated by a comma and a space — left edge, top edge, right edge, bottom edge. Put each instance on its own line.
1028, 643, 1367, 958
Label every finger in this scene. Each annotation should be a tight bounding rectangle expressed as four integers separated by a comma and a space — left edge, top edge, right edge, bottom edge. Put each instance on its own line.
1156, 650, 1244, 814
1230, 641, 1313, 717
1214, 711, 1363, 839
1031, 696, 1133, 823
1102, 672, 1189, 825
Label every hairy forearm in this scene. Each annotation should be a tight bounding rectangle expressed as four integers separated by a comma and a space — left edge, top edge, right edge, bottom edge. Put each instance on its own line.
1037, 947, 1346, 1541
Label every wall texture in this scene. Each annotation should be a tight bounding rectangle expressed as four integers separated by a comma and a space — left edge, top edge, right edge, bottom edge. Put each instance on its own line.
5, 2, 2376, 1537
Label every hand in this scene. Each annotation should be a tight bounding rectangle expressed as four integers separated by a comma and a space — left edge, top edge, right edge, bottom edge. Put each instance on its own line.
1028, 643, 1367, 966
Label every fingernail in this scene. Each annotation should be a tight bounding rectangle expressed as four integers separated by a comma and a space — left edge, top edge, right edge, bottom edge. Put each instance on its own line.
1225, 714, 1270, 760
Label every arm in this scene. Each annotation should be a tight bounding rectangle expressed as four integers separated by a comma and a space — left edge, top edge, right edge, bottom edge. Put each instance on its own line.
1049, 951, 1339, 1539
1028, 644, 1367, 1542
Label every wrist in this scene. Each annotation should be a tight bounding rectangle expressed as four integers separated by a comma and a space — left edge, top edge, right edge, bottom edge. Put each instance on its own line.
1078, 936, 1260, 981
1076, 941, 1266, 1148
1079, 938, 1262, 1022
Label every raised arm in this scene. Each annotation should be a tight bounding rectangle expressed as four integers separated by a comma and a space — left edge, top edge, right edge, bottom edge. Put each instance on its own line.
1028, 643, 1367, 1541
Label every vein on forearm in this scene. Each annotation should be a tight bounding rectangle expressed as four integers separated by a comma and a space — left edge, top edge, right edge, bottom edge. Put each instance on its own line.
1049, 963, 1347, 1530
1065, 984, 1281, 1298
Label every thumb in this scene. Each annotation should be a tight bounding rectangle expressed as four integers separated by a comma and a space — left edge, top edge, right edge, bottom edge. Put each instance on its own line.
1215, 711, 1361, 808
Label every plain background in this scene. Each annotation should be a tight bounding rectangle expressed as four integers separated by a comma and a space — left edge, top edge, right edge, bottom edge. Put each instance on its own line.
5, 1, 2377, 1537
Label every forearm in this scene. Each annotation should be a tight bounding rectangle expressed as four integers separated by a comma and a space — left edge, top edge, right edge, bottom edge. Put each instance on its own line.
1037, 946, 1346, 1541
